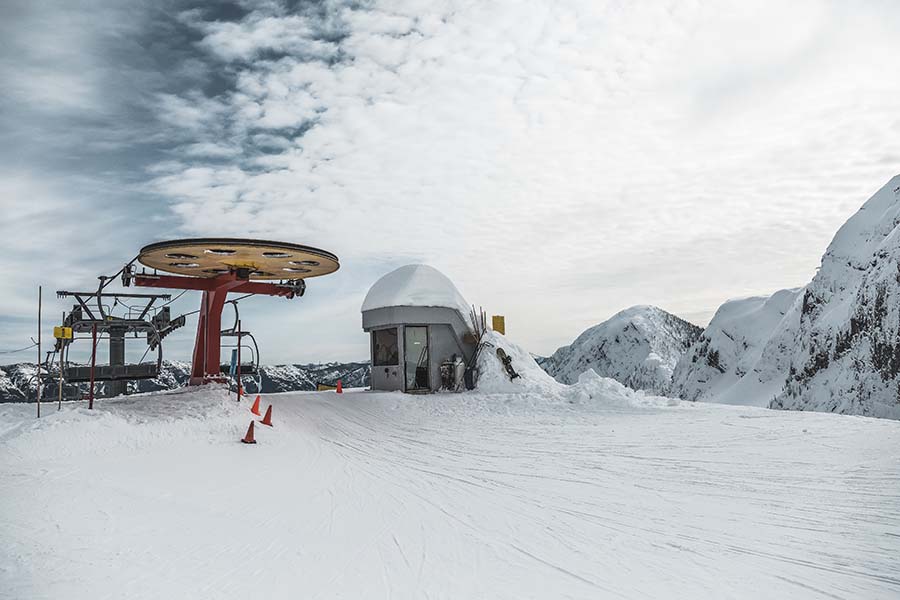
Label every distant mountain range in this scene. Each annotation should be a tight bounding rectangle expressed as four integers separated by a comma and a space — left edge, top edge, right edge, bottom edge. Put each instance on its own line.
0, 360, 370, 403
539, 175, 900, 420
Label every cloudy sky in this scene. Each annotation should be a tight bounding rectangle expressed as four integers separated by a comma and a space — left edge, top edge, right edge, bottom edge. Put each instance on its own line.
1, 0, 899, 365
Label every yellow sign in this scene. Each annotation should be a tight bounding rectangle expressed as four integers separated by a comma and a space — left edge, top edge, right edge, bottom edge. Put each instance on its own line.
54, 326, 73, 340
492, 315, 506, 335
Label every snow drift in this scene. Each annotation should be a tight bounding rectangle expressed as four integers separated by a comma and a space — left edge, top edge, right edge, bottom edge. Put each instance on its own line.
476, 329, 677, 409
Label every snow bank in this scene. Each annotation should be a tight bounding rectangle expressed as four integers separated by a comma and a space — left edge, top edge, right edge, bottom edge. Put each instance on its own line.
542, 305, 701, 395
475, 330, 565, 396
0, 386, 243, 462
361, 264, 472, 324
475, 330, 677, 409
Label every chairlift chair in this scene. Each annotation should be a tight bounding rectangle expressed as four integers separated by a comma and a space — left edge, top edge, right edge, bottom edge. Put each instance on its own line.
218, 300, 262, 391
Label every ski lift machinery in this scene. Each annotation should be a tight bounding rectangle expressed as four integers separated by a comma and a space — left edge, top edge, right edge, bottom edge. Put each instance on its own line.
54, 288, 184, 398
125, 238, 339, 386
52, 238, 339, 401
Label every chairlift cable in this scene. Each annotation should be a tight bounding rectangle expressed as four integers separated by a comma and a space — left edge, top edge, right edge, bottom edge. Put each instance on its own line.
0, 342, 38, 355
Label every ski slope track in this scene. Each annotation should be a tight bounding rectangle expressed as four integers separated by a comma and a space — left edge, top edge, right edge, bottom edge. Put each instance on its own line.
1, 384, 898, 600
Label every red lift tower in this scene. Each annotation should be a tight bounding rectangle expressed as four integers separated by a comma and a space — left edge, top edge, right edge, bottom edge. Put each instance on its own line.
124, 238, 339, 385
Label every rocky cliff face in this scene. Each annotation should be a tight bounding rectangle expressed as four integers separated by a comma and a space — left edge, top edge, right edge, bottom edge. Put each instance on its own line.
772, 176, 900, 419
672, 175, 900, 419
539, 306, 702, 395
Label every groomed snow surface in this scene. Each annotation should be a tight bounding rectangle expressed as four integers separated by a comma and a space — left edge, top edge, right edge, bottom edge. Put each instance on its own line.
2, 352, 899, 599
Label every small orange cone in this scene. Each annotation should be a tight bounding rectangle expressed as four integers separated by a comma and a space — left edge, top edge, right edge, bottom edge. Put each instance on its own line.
250, 395, 261, 416
336, 379, 343, 394
241, 421, 257, 444
259, 404, 273, 427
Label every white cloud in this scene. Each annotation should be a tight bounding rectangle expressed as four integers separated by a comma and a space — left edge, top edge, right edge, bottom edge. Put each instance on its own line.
147, 0, 900, 359
3, 0, 899, 364
188, 11, 342, 63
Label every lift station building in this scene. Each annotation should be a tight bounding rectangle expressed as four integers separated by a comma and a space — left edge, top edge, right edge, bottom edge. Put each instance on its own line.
362, 265, 476, 392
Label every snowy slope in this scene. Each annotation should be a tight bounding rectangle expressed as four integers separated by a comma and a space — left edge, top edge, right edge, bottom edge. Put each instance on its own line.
671, 289, 802, 405
2, 384, 898, 599
539, 305, 702, 394
773, 175, 900, 418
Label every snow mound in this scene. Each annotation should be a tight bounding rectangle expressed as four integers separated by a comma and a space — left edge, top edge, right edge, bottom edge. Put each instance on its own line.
476, 330, 677, 409
362, 264, 472, 324
0, 386, 242, 462
475, 330, 565, 396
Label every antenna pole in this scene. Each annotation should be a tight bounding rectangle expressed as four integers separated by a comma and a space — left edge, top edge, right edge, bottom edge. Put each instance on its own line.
36, 286, 42, 418
58, 312, 64, 410
89, 323, 97, 410
236, 317, 242, 400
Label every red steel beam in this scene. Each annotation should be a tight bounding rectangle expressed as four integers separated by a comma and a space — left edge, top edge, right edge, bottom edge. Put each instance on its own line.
133, 273, 297, 384
133, 274, 297, 298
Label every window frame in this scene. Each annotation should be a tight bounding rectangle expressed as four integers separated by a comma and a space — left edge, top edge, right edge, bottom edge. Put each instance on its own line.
371, 327, 400, 367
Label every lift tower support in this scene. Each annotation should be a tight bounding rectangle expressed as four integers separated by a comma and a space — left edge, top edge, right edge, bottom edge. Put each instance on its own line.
127, 238, 340, 386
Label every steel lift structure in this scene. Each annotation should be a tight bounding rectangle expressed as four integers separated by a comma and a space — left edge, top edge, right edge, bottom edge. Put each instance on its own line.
51, 238, 339, 403
55, 290, 184, 396
124, 238, 340, 385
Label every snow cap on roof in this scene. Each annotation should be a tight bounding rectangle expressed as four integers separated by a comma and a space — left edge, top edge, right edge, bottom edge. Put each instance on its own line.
362, 264, 472, 322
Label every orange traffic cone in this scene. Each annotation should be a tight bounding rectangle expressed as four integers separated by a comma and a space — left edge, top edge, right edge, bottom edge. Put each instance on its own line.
259, 405, 273, 427
250, 395, 261, 416
336, 379, 343, 394
241, 421, 257, 444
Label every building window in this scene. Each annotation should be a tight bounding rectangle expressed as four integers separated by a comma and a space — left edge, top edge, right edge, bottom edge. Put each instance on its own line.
373, 328, 399, 366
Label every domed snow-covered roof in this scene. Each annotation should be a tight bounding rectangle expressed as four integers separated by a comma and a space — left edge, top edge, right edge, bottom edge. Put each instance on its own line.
362, 264, 472, 322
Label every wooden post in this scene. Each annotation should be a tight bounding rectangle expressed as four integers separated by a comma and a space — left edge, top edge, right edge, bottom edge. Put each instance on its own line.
88, 323, 97, 410
36, 286, 42, 418
58, 312, 64, 410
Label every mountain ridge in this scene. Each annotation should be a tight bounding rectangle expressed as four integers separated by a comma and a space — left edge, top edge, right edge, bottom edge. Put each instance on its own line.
538, 305, 702, 395
0, 360, 371, 402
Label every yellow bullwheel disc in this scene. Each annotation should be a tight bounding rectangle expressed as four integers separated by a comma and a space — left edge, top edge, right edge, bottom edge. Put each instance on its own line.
136, 238, 340, 280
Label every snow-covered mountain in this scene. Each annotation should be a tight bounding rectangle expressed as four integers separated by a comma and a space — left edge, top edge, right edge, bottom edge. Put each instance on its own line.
670, 289, 802, 405
772, 176, 900, 419
673, 175, 900, 419
0, 360, 371, 402
538, 306, 702, 394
